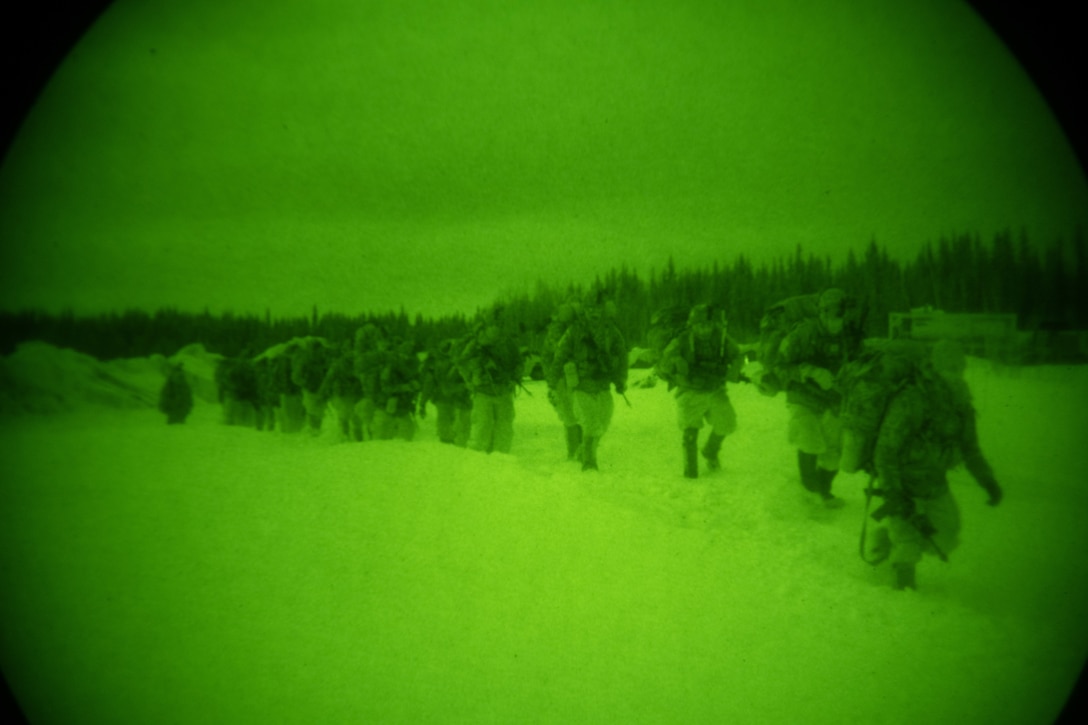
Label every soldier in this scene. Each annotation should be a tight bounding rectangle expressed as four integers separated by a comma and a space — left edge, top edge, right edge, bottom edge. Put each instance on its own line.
158, 362, 193, 424
353, 324, 389, 441
253, 356, 278, 432
270, 347, 305, 433
291, 338, 331, 435
655, 303, 744, 478
553, 291, 628, 472
776, 288, 863, 507
216, 352, 259, 427
455, 314, 524, 454
542, 300, 583, 460
860, 340, 1003, 590
372, 338, 421, 441
418, 339, 473, 446
320, 341, 364, 442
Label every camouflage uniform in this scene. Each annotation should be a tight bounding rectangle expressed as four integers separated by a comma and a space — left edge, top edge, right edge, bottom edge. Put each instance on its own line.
656, 304, 743, 478
864, 345, 1002, 589
217, 355, 259, 427
270, 352, 305, 433
456, 324, 523, 454
319, 343, 364, 441
419, 341, 473, 447
253, 357, 279, 432
353, 325, 388, 441
776, 288, 861, 504
291, 341, 331, 434
542, 302, 582, 459
372, 340, 421, 441
553, 299, 627, 471
158, 363, 193, 424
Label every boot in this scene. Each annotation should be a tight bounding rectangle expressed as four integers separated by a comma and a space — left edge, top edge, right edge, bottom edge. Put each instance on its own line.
815, 467, 844, 508
701, 432, 725, 471
893, 562, 917, 590
566, 425, 583, 461
797, 450, 819, 492
683, 428, 700, 479
581, 435, 599, 471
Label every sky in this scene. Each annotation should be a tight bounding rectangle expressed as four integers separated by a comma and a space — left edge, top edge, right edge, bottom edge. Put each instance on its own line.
1, 0, 1087, 320
1, 345, 1087, 722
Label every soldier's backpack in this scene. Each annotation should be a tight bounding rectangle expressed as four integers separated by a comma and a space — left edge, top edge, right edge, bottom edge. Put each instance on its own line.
836, 338, 935, 474
753, 294, 820, 396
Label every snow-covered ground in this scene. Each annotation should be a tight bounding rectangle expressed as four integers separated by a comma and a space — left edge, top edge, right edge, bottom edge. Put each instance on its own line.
1, 349, 1087, 723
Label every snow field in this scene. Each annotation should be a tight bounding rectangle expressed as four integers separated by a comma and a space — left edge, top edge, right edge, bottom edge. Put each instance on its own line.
1, 358, 1087, 723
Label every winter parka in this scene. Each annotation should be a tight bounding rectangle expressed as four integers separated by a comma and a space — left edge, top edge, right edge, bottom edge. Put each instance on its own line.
657, 327, 742, 393
554, 319, 628, 395
874, 375, 999, 501
777, 317, 860, 412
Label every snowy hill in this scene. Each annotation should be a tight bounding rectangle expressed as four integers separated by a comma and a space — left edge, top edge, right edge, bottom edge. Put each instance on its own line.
1, 351, 1087, 723
0, 341, 221, 415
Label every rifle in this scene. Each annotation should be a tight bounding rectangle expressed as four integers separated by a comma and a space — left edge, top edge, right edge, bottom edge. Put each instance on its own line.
861, 482, 948, 564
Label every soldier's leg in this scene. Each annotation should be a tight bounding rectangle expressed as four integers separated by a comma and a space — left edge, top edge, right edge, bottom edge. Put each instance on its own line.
814, 412, 844, 504
436, 402, 456, 443
887, 514, 925, 590
469, 394, 496, 452
703, 390, 737, 470
491, 393, 516, 454
454, 405, 472, 447
396, 414, 416, 442
371, 409, 396, 440
676, 390, 705, 478
683, 428, 700, 478
581, 391, 613, 471
919, 489, 961, 561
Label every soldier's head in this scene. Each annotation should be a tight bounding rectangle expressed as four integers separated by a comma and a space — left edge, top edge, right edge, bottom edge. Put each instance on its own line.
582, 290, 606, 323
688, 303, 722, 339
818, 288, 847, 335
477, 323, 501, 346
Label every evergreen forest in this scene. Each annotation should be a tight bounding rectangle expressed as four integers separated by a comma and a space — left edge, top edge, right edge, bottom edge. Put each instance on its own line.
2, 230, 1085, 363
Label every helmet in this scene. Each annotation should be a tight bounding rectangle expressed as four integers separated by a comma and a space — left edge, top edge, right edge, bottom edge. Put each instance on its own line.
688, 303, 712, 326
818, 289, 847, 318
555, 303, 575, 323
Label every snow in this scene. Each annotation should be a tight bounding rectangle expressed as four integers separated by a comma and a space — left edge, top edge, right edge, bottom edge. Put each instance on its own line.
1, 345, 1087, 723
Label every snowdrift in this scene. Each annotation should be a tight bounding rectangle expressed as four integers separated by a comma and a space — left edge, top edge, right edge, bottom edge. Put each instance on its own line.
0, 341, 222, 415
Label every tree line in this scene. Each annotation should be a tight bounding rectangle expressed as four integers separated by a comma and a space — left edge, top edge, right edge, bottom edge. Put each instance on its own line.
1, 229, 1085, 362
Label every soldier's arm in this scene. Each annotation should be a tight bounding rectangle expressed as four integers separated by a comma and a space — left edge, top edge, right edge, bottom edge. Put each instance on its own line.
779, 325, 832, 388
655, 337, 685, 380
959, 403, 1003, 505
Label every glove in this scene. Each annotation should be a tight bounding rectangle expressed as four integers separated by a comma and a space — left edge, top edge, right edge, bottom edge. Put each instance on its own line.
980, 477, 1003, 507
872, 491, 914, 521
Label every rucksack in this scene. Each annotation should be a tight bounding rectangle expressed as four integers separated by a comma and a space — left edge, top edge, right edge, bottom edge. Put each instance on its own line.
754, 294, 820, 396
836, 338, 934, 474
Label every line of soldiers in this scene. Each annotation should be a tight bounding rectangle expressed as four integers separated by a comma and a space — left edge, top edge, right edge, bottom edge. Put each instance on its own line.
206, 317, 526, 452
539, 287, 1003, 591
185, 287, 1002, 591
